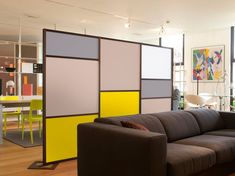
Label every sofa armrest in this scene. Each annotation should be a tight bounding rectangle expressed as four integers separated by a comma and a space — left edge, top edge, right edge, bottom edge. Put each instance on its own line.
219, 111, 235, 129
78, 122, 167, 176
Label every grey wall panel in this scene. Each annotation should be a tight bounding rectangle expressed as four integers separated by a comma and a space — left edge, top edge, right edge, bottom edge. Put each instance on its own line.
100, 39, 140, 90
141, 98, 171, 114
46, 31, 99, 59
141, 79, 172, 98
46, 57, 98, 117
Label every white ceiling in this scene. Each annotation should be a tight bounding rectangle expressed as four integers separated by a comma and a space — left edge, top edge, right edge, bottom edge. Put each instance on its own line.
0, 0, 235, 43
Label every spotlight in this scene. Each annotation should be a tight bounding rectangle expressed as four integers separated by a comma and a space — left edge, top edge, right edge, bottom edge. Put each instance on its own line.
124, 18, 131, 28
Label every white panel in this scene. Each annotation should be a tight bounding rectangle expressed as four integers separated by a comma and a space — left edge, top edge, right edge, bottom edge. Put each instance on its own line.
22, 63, 33, 73
142, 45, 172, 79
46, 57, 98, 117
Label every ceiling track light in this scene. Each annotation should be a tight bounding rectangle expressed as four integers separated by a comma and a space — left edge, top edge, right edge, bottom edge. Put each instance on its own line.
124, 18, 131, 28
158, 20, 170, 37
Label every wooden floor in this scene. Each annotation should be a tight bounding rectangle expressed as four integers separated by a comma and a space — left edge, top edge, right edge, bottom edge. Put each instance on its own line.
0, 140, 77, 176
0, 121, 77, 176
1, 141, 235, 176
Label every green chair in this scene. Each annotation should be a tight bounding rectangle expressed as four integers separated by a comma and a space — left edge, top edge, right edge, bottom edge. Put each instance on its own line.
0, 96, 21, 136
22, 99, 42, 144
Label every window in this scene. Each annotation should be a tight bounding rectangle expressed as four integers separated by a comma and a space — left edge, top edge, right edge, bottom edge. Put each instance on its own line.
161, 34, 185, 109
161, 34, 184, 65
161, 34, 185, 93
231, 27, 235, 106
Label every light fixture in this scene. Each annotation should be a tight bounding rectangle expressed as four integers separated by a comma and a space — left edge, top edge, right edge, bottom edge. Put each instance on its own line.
158, 25, 165, 37
158, 20, 170, 37
124, 19, 131, 28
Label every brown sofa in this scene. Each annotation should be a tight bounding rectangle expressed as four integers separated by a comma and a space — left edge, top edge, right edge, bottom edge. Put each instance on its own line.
77, 109, 235, 176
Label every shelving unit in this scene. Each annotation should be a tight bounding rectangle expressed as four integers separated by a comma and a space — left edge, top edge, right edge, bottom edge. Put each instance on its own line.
0, 41, 42, 96
0, 72, 42, 74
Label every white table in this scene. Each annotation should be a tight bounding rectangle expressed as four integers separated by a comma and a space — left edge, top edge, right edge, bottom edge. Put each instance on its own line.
0, 100, 31, 144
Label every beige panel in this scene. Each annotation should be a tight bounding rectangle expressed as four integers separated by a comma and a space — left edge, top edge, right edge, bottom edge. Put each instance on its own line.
46, 57, 98, 117
141, 98, 171, 114
100, 39, 140, 90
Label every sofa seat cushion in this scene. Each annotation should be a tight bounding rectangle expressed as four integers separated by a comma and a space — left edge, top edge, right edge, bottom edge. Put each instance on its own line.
175, 135, 235, 164
152, 111, 200, 142
205, 129, 235, 138
94, 114, 166, 134
167, 143, 216, 176
188, 109, 224, 133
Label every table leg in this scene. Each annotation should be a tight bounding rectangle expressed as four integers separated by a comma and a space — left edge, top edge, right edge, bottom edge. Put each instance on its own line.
0, 104, 2, 144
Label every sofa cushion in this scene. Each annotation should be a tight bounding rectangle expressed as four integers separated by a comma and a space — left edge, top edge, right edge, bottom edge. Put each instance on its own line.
120, 121, 149, 131
153, 111, 200, 142
167, 143, 216, 176
175, 135, 235, 164
188, 109, 224, 133
205, 129, 235, 137
94, 114, 166, 134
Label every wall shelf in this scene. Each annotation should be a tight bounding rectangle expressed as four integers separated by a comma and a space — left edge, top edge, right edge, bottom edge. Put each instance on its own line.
0, 71, 42, 74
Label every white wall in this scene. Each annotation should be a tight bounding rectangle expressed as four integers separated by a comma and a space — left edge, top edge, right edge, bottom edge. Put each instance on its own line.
184, 28, 231, 110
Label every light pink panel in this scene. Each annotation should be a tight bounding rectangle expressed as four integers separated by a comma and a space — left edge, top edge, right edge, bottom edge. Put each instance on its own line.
100, 39, 140, 90
46, 57, 98, 117
141, 98, 171, 114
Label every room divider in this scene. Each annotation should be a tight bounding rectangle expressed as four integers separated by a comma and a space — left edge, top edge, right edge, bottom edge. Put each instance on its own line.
43, 29, 173, 164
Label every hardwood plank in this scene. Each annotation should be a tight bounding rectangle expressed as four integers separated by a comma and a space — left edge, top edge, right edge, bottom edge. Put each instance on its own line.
0, 140, 77, 176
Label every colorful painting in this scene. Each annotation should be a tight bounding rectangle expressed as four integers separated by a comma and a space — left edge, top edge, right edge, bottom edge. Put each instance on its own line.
192, 45, 224, 81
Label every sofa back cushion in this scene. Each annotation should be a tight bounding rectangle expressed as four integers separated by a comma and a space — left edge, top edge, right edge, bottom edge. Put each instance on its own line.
153, 111, 200, 142
94, 114, 166, 134
187, 109, 224, 133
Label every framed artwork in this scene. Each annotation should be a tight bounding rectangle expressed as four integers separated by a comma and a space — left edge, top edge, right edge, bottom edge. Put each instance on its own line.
192, 45, 225, 82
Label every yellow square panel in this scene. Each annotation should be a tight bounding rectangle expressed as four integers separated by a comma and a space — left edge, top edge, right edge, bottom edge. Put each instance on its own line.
45, 114, 98, 163
100, 91, 139, 118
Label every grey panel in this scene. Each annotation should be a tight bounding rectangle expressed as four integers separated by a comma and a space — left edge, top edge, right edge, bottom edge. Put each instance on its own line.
141, 80, 172, 98
46, 31, 99, 59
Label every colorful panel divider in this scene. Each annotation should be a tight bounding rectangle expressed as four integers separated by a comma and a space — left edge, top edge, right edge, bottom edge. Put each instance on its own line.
100, 91, 140, 117
43, 29, 173, 164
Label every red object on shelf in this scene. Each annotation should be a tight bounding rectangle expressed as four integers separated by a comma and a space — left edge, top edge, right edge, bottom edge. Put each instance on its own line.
23, 84, 33, 95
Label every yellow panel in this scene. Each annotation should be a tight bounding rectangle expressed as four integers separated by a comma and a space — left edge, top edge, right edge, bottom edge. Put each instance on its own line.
100, 91, 139, 117
46, 114, 98, 163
